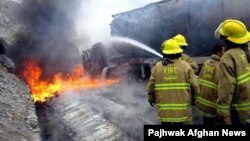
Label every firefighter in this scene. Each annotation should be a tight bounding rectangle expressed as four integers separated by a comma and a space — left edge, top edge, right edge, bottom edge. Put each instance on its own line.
196, 44, 225, 125
215, 19, 250, 125
172, 34, 199, 74
147, 39, 199, 125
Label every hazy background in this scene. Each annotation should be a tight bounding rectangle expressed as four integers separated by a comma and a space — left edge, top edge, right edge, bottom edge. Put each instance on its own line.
75, 0, 162, 50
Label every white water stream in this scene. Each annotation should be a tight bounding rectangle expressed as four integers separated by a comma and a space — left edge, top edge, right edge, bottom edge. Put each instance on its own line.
109, 36, 163, 58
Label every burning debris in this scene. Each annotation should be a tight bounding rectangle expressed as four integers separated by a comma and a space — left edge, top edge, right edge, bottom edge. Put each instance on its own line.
21, 59, 119, 102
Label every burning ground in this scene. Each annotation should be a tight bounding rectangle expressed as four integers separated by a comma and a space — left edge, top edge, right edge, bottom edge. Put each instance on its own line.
21, 59, 119, 102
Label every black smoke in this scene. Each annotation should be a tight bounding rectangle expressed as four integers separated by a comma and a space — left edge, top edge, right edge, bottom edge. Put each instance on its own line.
8, 0, 82, 79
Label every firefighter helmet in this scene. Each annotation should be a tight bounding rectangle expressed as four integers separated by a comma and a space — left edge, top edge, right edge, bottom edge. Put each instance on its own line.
219, 19, 250, 44
161, 39, 183, 54
172, 34, 188, 46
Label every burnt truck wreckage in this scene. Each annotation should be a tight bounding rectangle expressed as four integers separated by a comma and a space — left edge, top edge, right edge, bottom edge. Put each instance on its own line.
83, 0, 250, 80
83, 41, 159, 81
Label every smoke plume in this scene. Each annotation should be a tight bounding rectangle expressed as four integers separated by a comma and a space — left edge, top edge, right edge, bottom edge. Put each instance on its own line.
8, 0, 82, 78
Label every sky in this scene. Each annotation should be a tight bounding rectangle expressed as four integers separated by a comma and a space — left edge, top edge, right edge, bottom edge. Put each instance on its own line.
11, 0, 22, 4
75, 0, 162, 48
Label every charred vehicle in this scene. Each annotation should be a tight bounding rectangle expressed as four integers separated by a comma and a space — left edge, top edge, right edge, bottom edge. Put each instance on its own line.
83, 0, 250, 80
82, 41, 160, 81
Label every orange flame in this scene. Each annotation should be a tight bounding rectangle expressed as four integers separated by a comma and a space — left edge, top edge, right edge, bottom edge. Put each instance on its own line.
21, 59, 119, 102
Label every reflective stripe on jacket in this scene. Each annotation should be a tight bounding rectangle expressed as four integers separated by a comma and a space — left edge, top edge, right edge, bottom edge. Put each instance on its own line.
196, 54, 220, 118
217, 47, 250, 124
147, 59, 199, 122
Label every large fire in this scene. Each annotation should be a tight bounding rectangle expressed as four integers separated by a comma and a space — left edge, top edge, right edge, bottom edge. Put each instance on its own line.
21, 59, 119, 102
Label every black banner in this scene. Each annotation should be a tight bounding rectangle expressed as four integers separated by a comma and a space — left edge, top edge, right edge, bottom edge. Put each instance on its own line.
144, 125, 250, 140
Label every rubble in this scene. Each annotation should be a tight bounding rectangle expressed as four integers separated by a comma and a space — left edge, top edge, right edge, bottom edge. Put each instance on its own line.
0, 69, 41, 141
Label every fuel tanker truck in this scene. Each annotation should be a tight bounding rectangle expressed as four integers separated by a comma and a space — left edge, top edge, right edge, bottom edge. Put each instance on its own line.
83, 0, 250, 81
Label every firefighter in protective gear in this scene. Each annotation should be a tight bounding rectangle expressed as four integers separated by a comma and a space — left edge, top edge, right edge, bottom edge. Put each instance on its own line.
172, 34, 199, 74
196, 44, 225, 125
215, 19, 250, 125
147, 39, 200, 125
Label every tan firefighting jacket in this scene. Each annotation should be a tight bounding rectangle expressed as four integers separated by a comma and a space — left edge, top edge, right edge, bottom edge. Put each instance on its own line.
180, 53, 199, 74
217, 47, 250, 124
147, 59, 199, 123
196, 54, 220, 118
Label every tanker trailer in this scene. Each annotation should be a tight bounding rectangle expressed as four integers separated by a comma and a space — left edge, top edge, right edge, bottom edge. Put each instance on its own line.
110, 0, 250, 57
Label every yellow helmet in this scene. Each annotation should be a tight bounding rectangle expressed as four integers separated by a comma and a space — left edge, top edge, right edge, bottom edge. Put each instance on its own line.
161, 39, 183, 54
172, 34, 188, 46
219, 19, 250, 44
